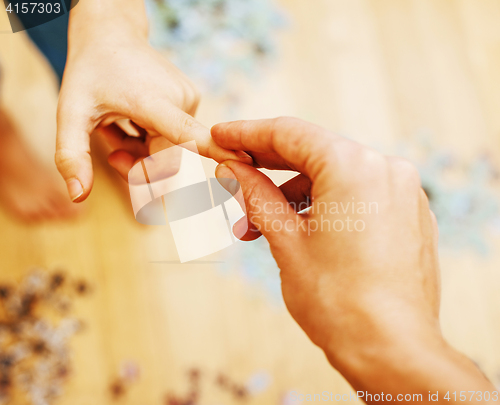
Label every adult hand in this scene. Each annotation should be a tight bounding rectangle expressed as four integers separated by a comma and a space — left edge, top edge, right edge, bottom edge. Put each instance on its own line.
212, 117, 497, 403
56, 8, 250, 202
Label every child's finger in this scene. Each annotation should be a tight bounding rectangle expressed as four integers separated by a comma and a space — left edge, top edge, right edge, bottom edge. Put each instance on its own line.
137, 101, 253, 164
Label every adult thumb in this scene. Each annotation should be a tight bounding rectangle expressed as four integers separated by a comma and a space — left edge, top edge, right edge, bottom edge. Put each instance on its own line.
55, 112, 94, 202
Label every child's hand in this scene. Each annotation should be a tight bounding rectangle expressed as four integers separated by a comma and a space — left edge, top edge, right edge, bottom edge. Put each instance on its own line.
55, 28, 250, 202
212, 117, 496, 401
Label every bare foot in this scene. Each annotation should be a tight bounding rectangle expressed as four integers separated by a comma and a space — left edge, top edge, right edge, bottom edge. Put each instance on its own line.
0, 109, 80, 222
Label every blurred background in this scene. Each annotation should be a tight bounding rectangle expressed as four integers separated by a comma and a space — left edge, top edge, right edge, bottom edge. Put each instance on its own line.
0, 0, 500, 404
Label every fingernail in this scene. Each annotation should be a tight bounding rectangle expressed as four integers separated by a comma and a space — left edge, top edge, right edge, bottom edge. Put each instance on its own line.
215, 164, 240, 196
236, 151, 253, 163
66, 179, 83, 202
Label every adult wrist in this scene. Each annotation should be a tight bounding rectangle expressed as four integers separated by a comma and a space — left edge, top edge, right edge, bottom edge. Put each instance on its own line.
320, 302, 446, 387
333, 330, 447, 387
326, 326, 495, 399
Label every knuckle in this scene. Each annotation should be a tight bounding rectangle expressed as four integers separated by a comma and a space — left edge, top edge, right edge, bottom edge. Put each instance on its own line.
337, 142, 386, 174
55, 147, 92, 179
335, 141, 363, 162
184, 80, 201, 108
243, 181, 263, 211
272, 116, 302, 131
54, 148, 70, 166
390, 157, 421, 185
332, 143, 393, 189
181, 115, 198, 131
274, 115, 293, 124
359, 148, 386, 167
54, 148, 76, 173
177, 115, 200, 143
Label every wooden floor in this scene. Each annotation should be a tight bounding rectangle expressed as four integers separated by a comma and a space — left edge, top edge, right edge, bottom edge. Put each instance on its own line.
0, 0, 500, 403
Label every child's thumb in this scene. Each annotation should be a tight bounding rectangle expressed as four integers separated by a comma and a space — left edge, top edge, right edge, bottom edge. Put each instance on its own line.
55, 115, 94, 202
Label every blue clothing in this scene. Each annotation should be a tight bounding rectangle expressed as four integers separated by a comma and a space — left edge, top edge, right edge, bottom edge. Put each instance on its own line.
16, 13, 69, 84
